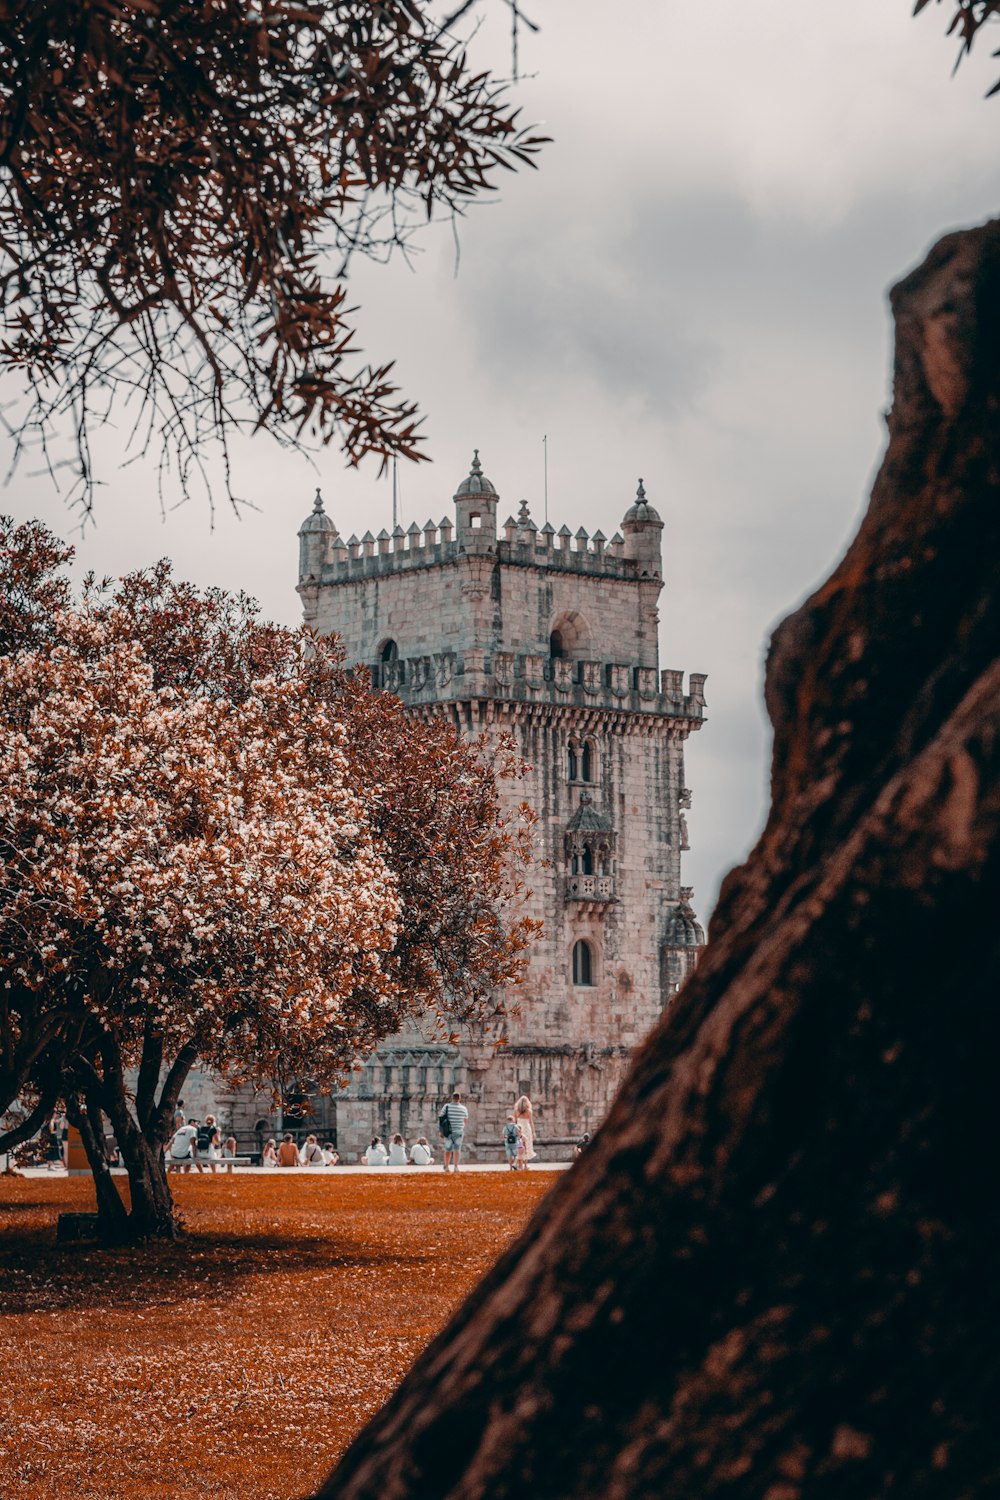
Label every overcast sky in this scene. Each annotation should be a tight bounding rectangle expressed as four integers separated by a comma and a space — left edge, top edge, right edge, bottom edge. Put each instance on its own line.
4, 1, 999, 921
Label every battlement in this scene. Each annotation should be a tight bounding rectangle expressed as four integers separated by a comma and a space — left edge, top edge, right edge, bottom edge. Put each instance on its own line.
298, 454, 668, 591
375, 649, 707, 723
299, 515, 655, 588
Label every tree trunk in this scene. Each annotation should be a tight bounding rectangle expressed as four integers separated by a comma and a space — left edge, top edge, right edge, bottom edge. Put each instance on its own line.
118, 1129, 177, 1241
314, 219, 1000, 1498
65, 1092, 129, 1244
95, 1035, 180, 1242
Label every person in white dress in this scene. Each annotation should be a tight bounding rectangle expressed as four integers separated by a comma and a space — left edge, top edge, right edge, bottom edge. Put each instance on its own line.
387, 1133, 408, 1165
409, 1137, 434, 1165
513, 1095, 537, 1166
363, 1136, 388, 1165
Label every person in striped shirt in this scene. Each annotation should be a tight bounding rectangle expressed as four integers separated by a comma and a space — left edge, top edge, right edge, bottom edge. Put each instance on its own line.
442, 1091, 469, 1173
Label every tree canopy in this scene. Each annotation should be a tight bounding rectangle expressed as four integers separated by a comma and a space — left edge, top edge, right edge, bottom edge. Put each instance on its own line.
0, 1, 545, 508
0, 519, 537, 1237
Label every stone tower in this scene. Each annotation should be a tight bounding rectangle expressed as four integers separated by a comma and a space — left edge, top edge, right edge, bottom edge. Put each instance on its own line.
295, 452, 706, 1159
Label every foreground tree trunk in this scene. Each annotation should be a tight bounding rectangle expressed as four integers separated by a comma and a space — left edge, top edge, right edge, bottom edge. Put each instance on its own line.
315, 219, 1000, 1498
64, 1091, 129, 1243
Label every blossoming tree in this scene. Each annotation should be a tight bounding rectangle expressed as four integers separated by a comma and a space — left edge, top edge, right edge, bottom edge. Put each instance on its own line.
0, 522, 535, 1238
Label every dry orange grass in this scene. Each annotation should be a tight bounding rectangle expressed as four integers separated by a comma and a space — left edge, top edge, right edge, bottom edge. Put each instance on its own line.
0, 1170, 553, 1499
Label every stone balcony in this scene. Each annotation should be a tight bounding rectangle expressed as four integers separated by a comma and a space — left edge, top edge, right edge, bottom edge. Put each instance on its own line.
565, 874, 617, 903
376, 649, 707, 725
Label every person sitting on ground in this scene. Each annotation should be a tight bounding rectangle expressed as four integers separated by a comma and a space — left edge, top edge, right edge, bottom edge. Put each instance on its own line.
503, 1113, 520, 1171
321, 1142, 340, 1165
574, 1131, 591, 1158
261, 1137, 278, 1168
363, 1136, 388, 1166
409, 1136, 433, 1166
277, 1132, 300, 1167
167, 1119, 204, 1173
387, 1132, 408, 1165
299, 1133, 325, 1166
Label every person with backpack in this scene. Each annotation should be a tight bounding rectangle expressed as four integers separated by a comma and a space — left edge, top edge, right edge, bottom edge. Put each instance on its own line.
502, 1114, 520, 1170
197, 1114, 222, 1172
440, 1090, 469, 1173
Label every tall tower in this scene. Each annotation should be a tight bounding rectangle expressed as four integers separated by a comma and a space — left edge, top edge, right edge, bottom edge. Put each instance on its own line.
296, 453, 706, 1158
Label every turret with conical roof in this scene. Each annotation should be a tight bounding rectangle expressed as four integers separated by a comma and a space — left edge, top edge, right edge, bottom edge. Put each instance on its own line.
622, 477, 663, 578
298, 487, 337, 583
454, 449, 498, 553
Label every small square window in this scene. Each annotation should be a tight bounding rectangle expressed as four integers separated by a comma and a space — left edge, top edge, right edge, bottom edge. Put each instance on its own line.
470, 513, 482, 528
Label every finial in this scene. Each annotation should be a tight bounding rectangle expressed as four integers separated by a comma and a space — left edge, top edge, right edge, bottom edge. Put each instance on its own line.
517, 498, 531, 524
470, 449, 482, 476
636, 478, 646, 502
313, 487, 324, 514
680, 886, 694, 904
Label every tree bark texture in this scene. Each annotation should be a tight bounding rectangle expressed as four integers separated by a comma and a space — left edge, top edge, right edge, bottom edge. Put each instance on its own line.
64, 1091, 128, 1243
314, 219, 1000, 1498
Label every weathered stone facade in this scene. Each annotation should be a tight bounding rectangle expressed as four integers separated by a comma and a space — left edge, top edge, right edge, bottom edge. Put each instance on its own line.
281, 452, 707, 1161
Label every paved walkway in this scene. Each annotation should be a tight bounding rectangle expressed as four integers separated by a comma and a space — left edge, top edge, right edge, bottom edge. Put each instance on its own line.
15, 1161, 572, 1178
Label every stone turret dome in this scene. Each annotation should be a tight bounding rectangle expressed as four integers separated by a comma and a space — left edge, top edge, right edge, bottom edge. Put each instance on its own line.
454, 449, 497, 498
622, 477, 661, 526
665, 888, 705, 947
299, 487, 337, 535
566, 791, 613, 835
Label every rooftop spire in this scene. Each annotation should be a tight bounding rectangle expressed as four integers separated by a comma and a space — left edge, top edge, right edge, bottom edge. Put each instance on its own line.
636, 477, 646, 501
313, 487, 325, 514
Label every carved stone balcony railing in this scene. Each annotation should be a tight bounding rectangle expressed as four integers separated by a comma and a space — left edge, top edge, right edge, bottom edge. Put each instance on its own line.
366, 647, 707, 724
565, 874, 617, 903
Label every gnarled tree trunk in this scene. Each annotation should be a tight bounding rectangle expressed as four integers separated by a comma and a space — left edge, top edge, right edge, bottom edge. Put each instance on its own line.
64, 1090, 129, 1243
314, 218, 1000, 1498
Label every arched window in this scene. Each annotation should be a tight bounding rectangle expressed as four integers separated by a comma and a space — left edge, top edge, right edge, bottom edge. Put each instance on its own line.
572, 939, 594, 987
581, 741, 593, 782
567, 744, 578, 781
380, 639, 399, 663
581, 844, 594, 876
550, 629, 566, 659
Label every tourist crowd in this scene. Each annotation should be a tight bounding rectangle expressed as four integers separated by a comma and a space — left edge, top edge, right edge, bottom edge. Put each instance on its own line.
42, 1090, 588, 1174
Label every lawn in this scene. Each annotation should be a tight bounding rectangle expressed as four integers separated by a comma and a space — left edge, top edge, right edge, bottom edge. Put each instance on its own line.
0, 1170, 554, 1499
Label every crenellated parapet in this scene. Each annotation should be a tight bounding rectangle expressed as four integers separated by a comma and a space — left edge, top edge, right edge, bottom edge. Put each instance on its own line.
374, 648, 706, 724
299, 518, 655, 588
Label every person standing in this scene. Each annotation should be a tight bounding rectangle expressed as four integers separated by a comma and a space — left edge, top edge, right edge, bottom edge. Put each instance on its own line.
502, 1114, 520, 1171
513, 1095, 537, 1167
442, 1091, 469, 1173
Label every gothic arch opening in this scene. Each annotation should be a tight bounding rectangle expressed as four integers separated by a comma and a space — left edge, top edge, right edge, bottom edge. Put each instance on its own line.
549, 611, 590, 660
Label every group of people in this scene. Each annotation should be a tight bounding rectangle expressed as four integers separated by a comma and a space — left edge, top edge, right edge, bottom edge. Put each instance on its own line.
167, 1111, 241, 1173
502, 1095, 538, 1170
163, 1090, 578, 1173
362, 1133, 435, 1166
260, 1132, 340, 1167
